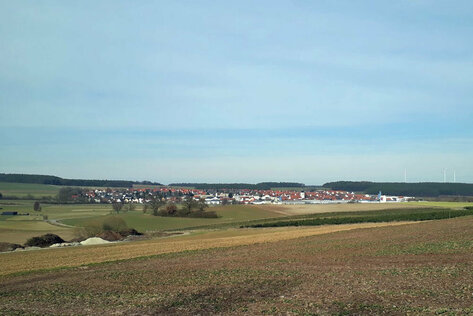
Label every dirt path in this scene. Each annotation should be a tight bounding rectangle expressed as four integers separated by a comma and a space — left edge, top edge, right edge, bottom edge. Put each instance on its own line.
0, 221, 418, 276
46, 219, 75, 228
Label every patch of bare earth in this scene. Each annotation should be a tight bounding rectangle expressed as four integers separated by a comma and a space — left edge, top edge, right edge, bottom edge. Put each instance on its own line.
257, 202, 428, 215
1, 218, 473, 315
0, 222, 413, 276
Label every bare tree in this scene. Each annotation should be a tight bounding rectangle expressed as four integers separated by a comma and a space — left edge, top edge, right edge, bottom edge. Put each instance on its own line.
112, 201, 124, 214
183, 196, 197, 213
197, 198, 208, 212
125, 203, 136, 212
33, 201, 42, 212
148, 194, 165, 216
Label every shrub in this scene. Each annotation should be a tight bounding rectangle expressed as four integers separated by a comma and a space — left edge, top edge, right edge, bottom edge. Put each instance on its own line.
81, 216, 129, 238
0, 242, 23, 252
157, 203, 179, 217
102, 216, 128, 232
94, 227, 141, 241
119, 228, 142, 237
125, 203, 136, 212
176, 208, 191, 217
81, 220, 103, 237
165, 203, 177, 215
97, 231, 123, 241
25, 234, 64, 248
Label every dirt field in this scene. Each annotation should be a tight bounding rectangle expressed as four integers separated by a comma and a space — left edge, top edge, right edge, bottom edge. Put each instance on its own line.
1, 217, 473, 315
257, 201, 429, 215
0, 222, 415, 276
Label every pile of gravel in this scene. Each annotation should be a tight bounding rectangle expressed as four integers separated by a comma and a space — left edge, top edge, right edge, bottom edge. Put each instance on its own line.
80, 237, 111, 245
50, 242, 81, 248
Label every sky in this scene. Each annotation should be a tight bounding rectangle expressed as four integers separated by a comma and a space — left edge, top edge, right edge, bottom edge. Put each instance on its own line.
1, 0, 473, 184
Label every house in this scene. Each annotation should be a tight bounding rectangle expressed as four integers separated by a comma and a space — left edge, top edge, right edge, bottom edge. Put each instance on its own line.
205, 197, 221, 205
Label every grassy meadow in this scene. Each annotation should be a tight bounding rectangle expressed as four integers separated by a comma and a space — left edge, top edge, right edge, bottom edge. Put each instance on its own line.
0, 200, 113, 244
0, 182, 61, 198
1, 190, 472, 244
62, 204, 287, 232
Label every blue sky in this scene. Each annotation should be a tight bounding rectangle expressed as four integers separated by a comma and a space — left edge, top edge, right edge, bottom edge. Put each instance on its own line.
1, 1, 472, 184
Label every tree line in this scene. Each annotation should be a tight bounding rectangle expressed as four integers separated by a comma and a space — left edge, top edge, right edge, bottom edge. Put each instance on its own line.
0, 173, 161, 188
168, 182, 305, 190
112, 195, 218, 218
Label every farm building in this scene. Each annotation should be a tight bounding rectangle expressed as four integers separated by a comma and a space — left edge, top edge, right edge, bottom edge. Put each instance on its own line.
1, 211, 18, 216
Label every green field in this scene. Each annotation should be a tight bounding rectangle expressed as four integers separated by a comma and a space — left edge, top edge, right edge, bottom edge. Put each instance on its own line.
62, 204, 286, 231
0, 200, 113, 244
0, 201, 287, 243
0, 200, 111, 219
0, 182, 61, 198
1, 197, 473, 245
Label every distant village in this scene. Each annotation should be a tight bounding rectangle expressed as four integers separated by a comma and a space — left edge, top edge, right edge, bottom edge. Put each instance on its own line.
74, 187, 414, 205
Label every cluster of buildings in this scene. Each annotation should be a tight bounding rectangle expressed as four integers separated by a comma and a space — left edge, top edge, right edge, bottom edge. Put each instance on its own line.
77, 187, 412, 205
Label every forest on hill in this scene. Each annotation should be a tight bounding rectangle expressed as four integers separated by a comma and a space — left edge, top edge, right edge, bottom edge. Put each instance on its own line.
0, 173, 161, 188
168, 182, 305, 190
323, 181, 473, 197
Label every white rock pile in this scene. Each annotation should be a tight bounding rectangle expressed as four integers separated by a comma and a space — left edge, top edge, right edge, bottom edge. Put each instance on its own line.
80, 237, 111, 245
50, 242, 81, 248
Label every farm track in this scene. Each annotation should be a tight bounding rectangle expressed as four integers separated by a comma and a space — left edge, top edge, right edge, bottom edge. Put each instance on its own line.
0, 222, 417, 276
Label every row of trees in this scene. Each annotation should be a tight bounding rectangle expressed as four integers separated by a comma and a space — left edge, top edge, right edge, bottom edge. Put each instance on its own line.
111, 195, 217, 218
0, 173, 162, 188
168, 182, 305, 190
111, 202, 136, 214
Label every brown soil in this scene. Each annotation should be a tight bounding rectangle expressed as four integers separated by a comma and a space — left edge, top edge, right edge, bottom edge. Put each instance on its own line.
257, 202, 428, 215
0, 222, 414, 276
97, 231, 123, 241
1, 217, 473, 315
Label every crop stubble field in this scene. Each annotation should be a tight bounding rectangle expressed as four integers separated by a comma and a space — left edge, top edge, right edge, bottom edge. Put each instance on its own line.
1, 217, 473, 315
0, 222, 414, 276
